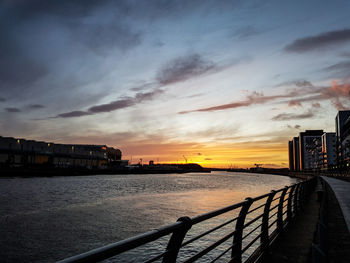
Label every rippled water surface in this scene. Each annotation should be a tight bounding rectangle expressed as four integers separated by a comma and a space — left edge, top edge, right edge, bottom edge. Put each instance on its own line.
0, 172, 297, 262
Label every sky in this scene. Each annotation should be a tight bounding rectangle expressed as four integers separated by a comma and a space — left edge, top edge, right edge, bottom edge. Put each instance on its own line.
1, 0, 350, 168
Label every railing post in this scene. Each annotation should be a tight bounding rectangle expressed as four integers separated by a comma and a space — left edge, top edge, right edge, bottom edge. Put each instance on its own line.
297, 183, 304, 211
162, 217, 192, 263
277, 187, 288, 232
287, 185, 296, 222
293, 183, 301, 216
231, 197, 253, 263
260, 191, 276, 252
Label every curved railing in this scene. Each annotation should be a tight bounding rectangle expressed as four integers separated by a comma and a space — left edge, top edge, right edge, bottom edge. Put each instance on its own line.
57, 177, 316, 263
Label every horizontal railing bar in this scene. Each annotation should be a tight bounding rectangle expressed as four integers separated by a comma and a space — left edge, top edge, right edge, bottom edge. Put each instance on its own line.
250, 193, 270, 202
268, 211, 278, 220
244, 213, 264, 229
184, 230, 236, 263
242, 223, 262, 240
269, 203, 279, 212
241, 233, 262, 254
183, 230, 237, 263
283, 203, 288, 209
282, 210, 288, 216
272, 196, 281, 202
191, 200, 246, 225
268, 218, 278, 229
181, 216, 239, 247
209, 245, 233, 263
57, 221, 183, 263
247, 203, 265, 215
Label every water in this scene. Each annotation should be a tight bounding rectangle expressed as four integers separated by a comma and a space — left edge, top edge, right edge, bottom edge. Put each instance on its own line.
0, 172, 297, 262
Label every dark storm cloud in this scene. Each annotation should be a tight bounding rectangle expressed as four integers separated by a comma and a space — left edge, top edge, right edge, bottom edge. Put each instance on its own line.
56, 89, 164, 118
284, 29, 350, 53
5, 107, 21, 113
272, 111, 314, 121
157, 54, 217, 85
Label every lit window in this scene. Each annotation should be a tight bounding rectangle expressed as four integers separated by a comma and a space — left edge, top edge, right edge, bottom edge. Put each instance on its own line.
17, 139, 20, 144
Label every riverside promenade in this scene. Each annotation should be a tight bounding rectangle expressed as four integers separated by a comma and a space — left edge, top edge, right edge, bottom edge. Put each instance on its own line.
267, 176, 350, 263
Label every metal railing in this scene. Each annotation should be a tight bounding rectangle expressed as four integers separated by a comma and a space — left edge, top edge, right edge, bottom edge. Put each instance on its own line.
58, 178, 316, 263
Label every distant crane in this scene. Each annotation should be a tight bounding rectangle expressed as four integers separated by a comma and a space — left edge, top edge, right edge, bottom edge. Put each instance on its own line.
183, 155, 187, 164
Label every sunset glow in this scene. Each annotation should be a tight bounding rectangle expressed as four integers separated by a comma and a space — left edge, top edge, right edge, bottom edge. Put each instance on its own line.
1, 1, 350, 168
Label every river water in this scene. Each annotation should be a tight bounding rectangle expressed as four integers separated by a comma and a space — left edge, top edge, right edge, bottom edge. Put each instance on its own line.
0, 172, 297, 262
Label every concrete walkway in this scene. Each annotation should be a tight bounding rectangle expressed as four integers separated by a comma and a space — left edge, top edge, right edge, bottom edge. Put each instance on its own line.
264, 192, 320, 263
321, 176, 350, 263
321, 176, 350, 232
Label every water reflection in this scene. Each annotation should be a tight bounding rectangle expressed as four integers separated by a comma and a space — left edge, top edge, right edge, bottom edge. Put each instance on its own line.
0, 172, 297, 262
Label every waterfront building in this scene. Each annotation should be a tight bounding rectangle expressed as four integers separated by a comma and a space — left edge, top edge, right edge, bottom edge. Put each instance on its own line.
0, 136, 122, 168
321, 132, 337, 169
339, 116, 350, 169
293, 137, 300, 171
288, 141, 294, 171
335, 110, 350, 168
299, 130, 323, 171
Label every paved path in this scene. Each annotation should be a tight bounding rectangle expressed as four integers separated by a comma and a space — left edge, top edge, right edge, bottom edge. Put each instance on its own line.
264, 192, 320, 263
321, 176, 350, 263
321, 176, 350, 232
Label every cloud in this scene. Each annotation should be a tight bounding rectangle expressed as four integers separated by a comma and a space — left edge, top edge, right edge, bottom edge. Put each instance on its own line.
56, 89, 164, 118
284, 28, 350, 53
28, 104, 45, 109
287, 124, 301, 129
322, 81, 350, 109
157, 54, 217, 85
275, 79, 314, 88
5, 107, 21, 113
272, 103, 321, 121
0, 97, 6, 102
57, 111, 93, 118
323, 60, 350, 79
205, 158, 212, 160
272, 111, 314, 121
180, 80, 350, 114
288, 100, 302, 107
88, 98, 135, 113
179, 90, 299, 114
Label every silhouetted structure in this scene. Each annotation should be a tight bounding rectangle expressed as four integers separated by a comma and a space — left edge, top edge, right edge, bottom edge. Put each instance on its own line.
293, 137, 300, 171
0, 136, 121, 168
336, 111, 350, 169
288, 141, 294, 171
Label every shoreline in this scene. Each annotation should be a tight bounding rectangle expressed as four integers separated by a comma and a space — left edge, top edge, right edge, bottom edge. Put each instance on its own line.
0, 166, 211, 178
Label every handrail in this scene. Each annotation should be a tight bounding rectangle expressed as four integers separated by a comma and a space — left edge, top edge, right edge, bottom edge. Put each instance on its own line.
57, 177, 317, 263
